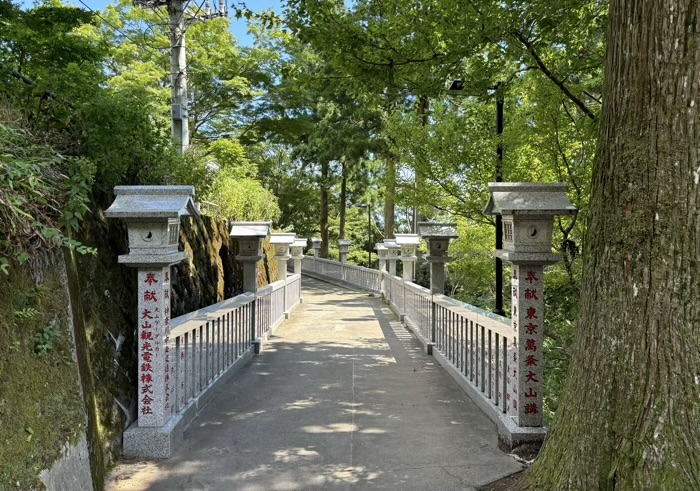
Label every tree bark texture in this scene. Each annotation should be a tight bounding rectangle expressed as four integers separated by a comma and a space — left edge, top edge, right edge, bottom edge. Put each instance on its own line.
320, 160, 330, 258
384, 154, 396, 239
526, 1, 700, 489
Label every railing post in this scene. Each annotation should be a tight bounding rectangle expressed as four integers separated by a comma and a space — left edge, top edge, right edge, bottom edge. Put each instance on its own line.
271, 233, 295, 317
105, 185, 198, 457
417, 222, 458, 296
484, 182, 576, 428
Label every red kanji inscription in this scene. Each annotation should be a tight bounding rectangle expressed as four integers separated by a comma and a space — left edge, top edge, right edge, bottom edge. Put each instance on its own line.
525, 288, 539, 300
525, 271, 539, 284
144, 273, 158, 286
525, 403, 538, 414
525, 387, 538, 398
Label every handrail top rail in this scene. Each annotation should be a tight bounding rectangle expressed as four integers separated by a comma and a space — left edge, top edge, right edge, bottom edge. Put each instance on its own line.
304, 255, 379, 275
258, 275, 300, 295
170, 292, 255, 330
170, 291, 256, 336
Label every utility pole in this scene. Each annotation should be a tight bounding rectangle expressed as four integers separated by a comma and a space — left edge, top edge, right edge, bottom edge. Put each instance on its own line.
169, 0, 188, 154
447, 79, 506, 315
132, 0, 227, 155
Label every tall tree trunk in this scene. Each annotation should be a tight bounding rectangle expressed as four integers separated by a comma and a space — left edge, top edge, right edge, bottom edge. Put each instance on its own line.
384, 153, 396, 239
339, 161, 347, 240
526, 1, 700, 489
320, 160, 330, 258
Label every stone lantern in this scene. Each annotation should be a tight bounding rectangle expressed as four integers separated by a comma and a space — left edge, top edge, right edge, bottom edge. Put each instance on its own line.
338, 239, 352, 264
290, 238, 307, 275
270, 233, 296, 281
483, 182, 576, 428
105, 186, 198, 443
417, 222, 458, 295
383, 239, 401, 276
229, 222, 271, 293
310, 238, 322, 257
375, 243, 388, 273
395, 234, 420, 281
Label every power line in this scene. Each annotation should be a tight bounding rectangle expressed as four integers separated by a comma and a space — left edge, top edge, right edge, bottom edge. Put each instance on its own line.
76, 0, 165, 59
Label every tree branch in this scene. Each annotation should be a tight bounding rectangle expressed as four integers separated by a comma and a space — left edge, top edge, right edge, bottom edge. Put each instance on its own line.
513, 31, 596, 121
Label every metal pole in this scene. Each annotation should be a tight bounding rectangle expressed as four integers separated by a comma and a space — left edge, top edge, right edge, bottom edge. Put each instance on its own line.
368, 205, 372, 268
494, 82, 505, 316
169, 0, 189, 154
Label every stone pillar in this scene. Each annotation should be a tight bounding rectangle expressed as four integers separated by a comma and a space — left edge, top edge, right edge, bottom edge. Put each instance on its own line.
507, 264, 545, 426
137, 267, 173, 426
375, 243, 388, 273
483, 182, 576, 427
230, 222, 272, 293
384, 240, 400, 276
105, 185, 198, 433
338, 239, 351, 264
291, 238, 307, 275
238, 256, 261, 293
418, 222, 458, 295
311, 238, 322, 257
271, 233, 296, 282
396, 234, 420, 282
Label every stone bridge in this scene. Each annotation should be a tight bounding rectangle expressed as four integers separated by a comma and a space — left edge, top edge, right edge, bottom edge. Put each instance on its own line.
104, 183, 576, 490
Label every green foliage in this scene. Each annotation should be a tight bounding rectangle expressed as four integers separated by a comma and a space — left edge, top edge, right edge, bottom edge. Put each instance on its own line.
0, 118, 96, 273
33, 319, 62, 357
205, 168, 281, 222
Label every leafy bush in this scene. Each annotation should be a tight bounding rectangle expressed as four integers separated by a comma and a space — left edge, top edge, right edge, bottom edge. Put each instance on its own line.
0, 118, 95, 273
33, 319, 61, 357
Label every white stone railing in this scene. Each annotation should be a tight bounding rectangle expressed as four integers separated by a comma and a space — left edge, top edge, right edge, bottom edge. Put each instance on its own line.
126, 274, 302, 458
301, 256, 381, 293
168, 292, 256, 416
384, 273, 511, 407
299, 255, 543, 446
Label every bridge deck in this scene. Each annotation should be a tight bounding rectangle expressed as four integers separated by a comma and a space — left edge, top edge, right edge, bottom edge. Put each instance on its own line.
107, 277, 521, 491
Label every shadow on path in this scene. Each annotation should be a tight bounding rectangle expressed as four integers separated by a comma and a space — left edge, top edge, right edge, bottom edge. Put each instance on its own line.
106, 277, 522, 491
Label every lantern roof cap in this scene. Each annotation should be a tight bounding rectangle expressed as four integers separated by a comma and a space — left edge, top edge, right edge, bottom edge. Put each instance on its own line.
229, 221, 272, 238
270, 233, 296, 245
293, 238, 308, 247
483, 182, 577, 216
395, 234, 421, 246
383, 239, 400, 249
418, 222, 458, 239
105, 185, 198, 219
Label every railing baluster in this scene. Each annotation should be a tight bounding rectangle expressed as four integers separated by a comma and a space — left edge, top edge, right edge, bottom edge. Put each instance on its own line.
488, 329, 492, 399
502, 336, 508, 413
481, 324, 486, 394
495, 333, 500, 407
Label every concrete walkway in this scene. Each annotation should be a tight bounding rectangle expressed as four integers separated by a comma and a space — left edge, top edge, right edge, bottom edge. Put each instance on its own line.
107, 277, 521, 491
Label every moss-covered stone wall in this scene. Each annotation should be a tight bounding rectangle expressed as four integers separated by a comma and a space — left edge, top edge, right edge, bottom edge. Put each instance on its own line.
0, 258, 87, 490
1, 205, 280, 489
